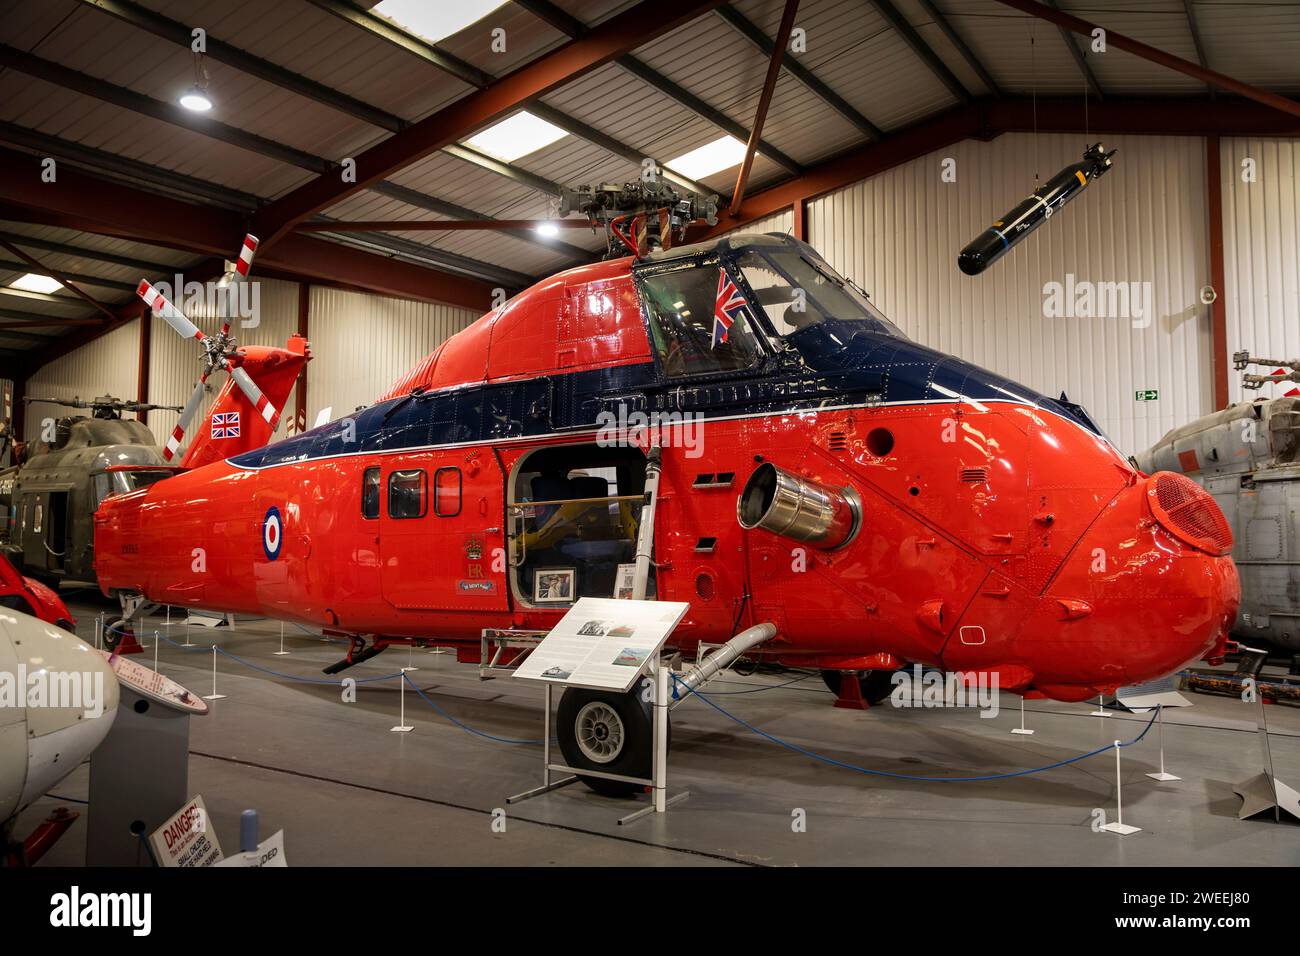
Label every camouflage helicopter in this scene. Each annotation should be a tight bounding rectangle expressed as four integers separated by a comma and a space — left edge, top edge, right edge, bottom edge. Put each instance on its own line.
1, 394, 181, 586
1135, 352, 1300, 665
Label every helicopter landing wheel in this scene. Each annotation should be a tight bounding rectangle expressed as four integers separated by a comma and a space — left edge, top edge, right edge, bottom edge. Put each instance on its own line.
104, 618, 133, 652
556, 680, 667, 798
820, 668, 898, 706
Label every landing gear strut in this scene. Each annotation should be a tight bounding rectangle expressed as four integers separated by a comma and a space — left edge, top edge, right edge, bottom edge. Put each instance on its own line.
821, 669, 897, 708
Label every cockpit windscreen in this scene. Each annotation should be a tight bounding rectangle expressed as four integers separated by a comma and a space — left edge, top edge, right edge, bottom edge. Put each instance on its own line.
733, 247, 906, 340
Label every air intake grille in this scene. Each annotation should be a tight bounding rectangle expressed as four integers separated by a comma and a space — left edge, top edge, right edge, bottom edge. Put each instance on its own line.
960, 467, 988, 484
1148, 472, 1233, 556
827, 431, 848, 450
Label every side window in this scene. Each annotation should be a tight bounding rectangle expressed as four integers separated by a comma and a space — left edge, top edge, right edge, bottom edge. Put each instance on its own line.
361, 466, 380, 519
388, 469, 426, 519
434, 467, 461, 517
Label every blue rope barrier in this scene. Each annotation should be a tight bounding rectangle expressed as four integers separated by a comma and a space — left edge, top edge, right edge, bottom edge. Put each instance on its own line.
671, 673, 1159, 783
401, 673, 544, 746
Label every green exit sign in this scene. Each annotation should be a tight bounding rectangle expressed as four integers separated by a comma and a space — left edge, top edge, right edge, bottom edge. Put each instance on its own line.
1135, 389, 1159, 402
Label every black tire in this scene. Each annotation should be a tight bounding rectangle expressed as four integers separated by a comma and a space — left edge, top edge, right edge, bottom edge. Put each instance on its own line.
820, 668, 898, 705
104, 618, 132, 652
557, 679, 665, 798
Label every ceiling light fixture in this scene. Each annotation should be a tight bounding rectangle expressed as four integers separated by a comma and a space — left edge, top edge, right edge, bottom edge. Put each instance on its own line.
536, 222, 560, 237
179, 85, 212, 111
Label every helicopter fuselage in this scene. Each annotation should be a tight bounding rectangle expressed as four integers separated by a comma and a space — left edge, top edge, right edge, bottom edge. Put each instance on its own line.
94, 235, 1239, 701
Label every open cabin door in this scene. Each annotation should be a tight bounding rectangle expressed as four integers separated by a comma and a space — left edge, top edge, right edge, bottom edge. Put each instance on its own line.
378, 452, 509, 611
506, 444, 651, 607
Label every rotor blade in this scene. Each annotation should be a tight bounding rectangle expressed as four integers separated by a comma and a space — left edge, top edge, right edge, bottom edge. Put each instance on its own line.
137, 280, 205, 341
163, 376, 208, 462
229, 365, 280, 429
233, 234, 259, 279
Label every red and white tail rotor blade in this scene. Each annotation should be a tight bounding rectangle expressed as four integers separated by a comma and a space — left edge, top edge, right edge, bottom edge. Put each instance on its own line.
163, 375, 209, 461
228, 365, 280, 429
137, 280, 205, 342
233, 234, 259, 279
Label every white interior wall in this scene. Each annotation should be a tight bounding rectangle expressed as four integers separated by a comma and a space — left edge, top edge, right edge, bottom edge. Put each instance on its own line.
305, 286, 480, 426
1220, 137, 1300, 405
23, 319, 140, 441
807, 132, 1213, 457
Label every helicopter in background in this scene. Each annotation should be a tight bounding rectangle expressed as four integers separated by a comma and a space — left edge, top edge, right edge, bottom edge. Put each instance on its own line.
1136, 352, 1300, 664
1, 395, 182, 586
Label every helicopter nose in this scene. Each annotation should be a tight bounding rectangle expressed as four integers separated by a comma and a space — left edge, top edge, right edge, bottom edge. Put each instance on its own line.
1029, 472, 1239, 698
944, 472, 1239, 702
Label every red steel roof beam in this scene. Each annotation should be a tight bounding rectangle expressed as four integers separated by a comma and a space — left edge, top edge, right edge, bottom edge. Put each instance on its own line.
295, 219, 597, 232
730, 0, 800, 217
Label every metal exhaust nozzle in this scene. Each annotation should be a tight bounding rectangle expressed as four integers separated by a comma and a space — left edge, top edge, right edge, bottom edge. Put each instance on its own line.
736, 462, 862, 550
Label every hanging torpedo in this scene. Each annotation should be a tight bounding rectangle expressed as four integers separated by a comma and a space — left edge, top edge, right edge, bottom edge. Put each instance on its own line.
958, 143, 1117, 276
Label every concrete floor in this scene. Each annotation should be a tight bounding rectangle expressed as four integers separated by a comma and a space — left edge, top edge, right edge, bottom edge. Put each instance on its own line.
20, 597, 1300, 867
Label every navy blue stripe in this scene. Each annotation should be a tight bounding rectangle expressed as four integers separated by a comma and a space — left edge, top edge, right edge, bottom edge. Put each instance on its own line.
232, 326, 1100, 469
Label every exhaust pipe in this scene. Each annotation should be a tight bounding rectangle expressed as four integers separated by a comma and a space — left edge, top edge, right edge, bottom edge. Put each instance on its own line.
672, 622, 778, 702
736, 462, 861, 550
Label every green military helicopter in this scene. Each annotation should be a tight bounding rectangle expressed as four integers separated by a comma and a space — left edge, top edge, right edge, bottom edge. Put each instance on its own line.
1, 395, 181, 586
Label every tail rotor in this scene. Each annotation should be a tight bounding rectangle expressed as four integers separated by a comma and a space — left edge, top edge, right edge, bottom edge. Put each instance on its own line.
135, 233, 272, 461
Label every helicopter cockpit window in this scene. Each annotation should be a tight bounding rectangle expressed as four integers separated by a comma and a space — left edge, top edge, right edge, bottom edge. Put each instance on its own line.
107, 469, 174, 496
640, 262, 766, 377
734, 248, 905, 339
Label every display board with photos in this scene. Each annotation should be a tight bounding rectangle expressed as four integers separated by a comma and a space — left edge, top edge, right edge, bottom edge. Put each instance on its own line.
512, 597, 690, 692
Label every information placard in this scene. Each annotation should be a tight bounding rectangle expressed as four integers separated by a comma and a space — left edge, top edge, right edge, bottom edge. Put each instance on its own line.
512, 598, 689, 692
213, 830, 287, 867
102, 650, 209, 715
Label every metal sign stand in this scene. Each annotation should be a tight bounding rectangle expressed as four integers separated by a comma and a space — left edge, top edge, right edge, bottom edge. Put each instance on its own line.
1232, 693, 1300, 822
507, 658, 688, 826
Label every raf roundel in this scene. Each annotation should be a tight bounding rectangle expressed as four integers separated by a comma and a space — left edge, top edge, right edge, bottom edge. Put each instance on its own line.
262, 506, 283, 561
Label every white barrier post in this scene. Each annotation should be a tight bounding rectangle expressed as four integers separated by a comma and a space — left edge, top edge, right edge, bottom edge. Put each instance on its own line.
181, 617, 195, 649
274, 620, 290, 656
1146, 705, 1180, 782
1011, 696, 1035, 735
402, 642, 418, 673
203, 644, 227, 701
153, 630, 160, 672
1103, 740, 1141, 834
391, 673, 413, 733
1091, 694, 1112, 717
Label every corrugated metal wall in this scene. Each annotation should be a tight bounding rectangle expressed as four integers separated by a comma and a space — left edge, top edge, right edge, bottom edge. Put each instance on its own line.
305, 287, 480, 424
726, 207, 795, 238
1220, 137, 1300, 404
806, 132, 1212, 456
147, 277, 301, 445
23, 319, 141, 440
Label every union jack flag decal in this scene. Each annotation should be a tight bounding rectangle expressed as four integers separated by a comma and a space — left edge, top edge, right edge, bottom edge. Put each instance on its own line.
712, 268, 748, 349
211, 411, 241, 439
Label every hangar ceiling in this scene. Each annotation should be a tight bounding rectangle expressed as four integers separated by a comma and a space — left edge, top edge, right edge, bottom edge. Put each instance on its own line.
0, 0, 1298, 372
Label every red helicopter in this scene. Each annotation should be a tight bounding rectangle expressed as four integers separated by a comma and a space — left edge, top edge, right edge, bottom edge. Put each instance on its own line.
94, 185, 1238, 793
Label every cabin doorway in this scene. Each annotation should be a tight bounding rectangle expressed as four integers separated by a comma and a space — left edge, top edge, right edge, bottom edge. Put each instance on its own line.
506, 444, 653, 608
